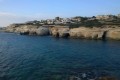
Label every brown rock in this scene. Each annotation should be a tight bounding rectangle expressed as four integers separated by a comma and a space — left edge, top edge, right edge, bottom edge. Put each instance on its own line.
69, 27, 105, 39
98, 76, 116, 80
36, 27, 49, 36
106, 29, 120, 40
50, 27, 70, 38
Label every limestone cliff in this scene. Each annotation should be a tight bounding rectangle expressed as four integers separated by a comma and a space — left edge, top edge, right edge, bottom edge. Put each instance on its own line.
69, 27, 105, 39
106, 28, 120, 40
50, 26, 70, 38
36, 27, 49, 36
5, 24, 120, 40
6, 24, 50, 36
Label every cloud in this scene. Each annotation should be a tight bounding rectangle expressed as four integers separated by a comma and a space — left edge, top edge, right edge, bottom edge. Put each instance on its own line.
0, 12, 37, 27
0, 12, 67, 27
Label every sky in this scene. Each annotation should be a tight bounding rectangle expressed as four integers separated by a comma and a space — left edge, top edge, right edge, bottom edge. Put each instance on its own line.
0, 0, 120, 27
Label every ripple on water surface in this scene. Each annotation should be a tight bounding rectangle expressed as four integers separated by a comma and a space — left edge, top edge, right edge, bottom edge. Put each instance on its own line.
0, 32, 120, 80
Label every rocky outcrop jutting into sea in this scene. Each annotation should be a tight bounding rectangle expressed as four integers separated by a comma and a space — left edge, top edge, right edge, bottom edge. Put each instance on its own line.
69, 27, 105, 39
50, 26, 70, 38
5, 24, 120, 40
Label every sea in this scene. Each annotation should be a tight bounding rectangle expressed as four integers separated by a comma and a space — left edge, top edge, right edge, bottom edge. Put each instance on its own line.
0, 32, 120, 80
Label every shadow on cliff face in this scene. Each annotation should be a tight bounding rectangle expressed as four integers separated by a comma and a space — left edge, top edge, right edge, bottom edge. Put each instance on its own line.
61, 33, 70, 38
54, 32, 70, 38
56, 32, 59, 38
102, 31, 107, 41
20, 32, 29, 35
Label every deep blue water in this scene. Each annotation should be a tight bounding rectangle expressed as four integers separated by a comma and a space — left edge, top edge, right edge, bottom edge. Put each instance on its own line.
0, 32, 120, 80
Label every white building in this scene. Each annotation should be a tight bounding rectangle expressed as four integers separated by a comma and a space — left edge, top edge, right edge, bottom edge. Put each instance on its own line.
46, 19, 54, 24
61, 18, 71, 24
96, 15, 116, 20
118, 14, 120, 18
54, 21, 63, 25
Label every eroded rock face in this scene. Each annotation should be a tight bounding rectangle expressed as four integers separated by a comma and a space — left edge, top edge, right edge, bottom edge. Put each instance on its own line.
106, 29, 120, 40
50, 27, 70, 38
50, 27, 59, 37
36, 27, 49, 36
69, 27, 105, 39
5, 24, 120, 40
59, 28, 70, 38
6, 24, 50, 36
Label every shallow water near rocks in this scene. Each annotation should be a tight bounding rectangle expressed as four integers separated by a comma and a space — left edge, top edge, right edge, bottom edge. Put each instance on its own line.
0, 32, 120, 80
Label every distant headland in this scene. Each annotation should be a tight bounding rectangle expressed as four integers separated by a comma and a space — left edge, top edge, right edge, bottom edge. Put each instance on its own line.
1, 14, 120, 40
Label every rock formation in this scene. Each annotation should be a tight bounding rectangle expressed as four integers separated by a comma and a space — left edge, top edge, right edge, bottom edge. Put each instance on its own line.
69, 27, 105, 39
106, 28, 120, 40
36, 27, 49, 36
6, 24, 50, 36
50, 26, 70, 38
5, 24, 120, 40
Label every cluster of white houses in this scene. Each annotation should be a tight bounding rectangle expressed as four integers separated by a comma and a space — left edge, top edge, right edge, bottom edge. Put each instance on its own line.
25, 16, 89, 25
41, 16, 82, 25
96, 14, 120, 20
15, 14, 120, 26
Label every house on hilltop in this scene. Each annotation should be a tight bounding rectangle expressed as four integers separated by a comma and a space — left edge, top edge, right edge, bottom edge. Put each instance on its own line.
96, 15, 116, 20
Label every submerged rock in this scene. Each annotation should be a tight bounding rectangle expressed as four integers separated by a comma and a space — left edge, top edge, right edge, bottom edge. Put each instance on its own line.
69, 71, 116, 80
98, 76, 116, 80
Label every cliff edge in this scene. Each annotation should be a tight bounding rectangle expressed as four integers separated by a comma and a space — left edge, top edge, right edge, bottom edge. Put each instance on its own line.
5, 24, 120, 40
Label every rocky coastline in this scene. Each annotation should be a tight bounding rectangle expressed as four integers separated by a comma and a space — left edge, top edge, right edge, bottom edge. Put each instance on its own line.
4, 24, 120, 40
1, 14, 120, 40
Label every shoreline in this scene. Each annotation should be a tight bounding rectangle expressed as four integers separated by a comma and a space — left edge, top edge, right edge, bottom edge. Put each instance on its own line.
3, 24, 120, 41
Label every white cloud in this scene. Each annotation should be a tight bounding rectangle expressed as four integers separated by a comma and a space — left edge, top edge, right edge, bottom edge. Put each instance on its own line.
0, 12, 55, 27
0, 12, 38, 27
0, 12, 67, 27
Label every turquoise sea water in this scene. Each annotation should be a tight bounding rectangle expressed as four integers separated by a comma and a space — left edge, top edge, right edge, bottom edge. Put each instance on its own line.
0, 32, 120, 80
